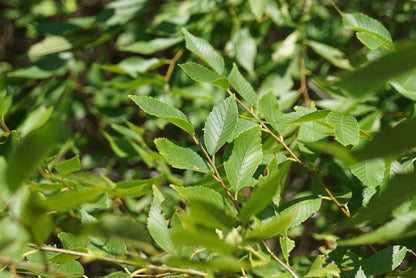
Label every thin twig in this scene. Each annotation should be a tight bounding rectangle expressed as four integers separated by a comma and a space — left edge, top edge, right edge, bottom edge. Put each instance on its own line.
28, 244, 207, 277
263, 242, 300, 278
299, 48, 312, 107
164, 48, 184, 83
1, 116, 10, 136
193, 136, 241, 213
0, 255, 73, 278
226, 89, 350, 218
359, 128, 373, 139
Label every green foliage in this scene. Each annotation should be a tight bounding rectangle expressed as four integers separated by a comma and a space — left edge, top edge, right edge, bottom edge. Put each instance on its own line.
1, 1, 416, 277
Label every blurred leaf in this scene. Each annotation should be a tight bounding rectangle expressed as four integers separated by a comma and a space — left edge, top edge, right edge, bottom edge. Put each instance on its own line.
356, 32, 388, 50
129, 95, 194, 136
18, 106, 54, 138
55, 155, 81, 176
187, 199, 235, 230
28, 36, 72, 61
337, 41, 416, 98
228, 64, 258, 107
0, 95, 12, 118
245, 211, 294, 241
111, 178, 156, 197
119, 37, 183, 54
279, 195, 322, 228
241, 156, 282, 223
352, 172, 416, 224
58, 260, 84, 276
308, 40, 353, 70
362, 246, 407, 276
235, 28, 257, 73
280, 232, 295, 265
204, 95, 238, 155
98, 0, 147, 26
224, 126, 263, 192
179, 62, 218, 83
42, 186, 104, 211
350, 159, 386, 187
339, 210, 416, 245
147, 185, 174, 253
342, 13, 393, 48
171, 185, 236, 216
354, 118, 416, 160
99, 57, 164, 78
155, 138, 211, 173
6, 119, 62, 191
182, 28, 224, 75
390, 69, 416, 101
286, 110, 330, 124
249, 0, 269, 20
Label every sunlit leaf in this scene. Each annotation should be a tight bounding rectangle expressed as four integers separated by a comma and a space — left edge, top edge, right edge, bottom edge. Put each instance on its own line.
228, 64, 258, 107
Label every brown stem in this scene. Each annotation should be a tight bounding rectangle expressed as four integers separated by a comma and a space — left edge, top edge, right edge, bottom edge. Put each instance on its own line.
164, 48, 184, 83
227, 90, 350, 218
193, 136, 241, 213
28, 244, 207, 277
1, 117, 10, 136
263, 241, 300, 278
299, 50, 312, 107
359, 128, 373, 139
0, 255, 73, 278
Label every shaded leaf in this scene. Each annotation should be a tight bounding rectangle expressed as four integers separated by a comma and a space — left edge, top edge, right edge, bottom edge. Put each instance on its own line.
279, 195, 322, 228
224, 126, 263, 192
354, 117, 416, 160
336, 41, 416, 98
129, 95, 194, 135
241, 156, 282, 222
18, 106, 54, 138
362, 246, 407, 276
155, 138, 211, 173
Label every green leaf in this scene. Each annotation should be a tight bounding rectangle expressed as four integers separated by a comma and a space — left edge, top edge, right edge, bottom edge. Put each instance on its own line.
99, 57, 164, 78
362, 246, 407, 276
119, 37, 183, 54
58, 232, 89, 250
129, 95, 194, 135
171, 185, 236, 216
241, 156, 282, 223
308, 40, 353, 70
354, 118, 416, 160
147, 185, 174, 253
390, 69, 416, 100
249, 0, 269, 20
342, 13, 393, 47
55, 155, 81, 176
304, 255, 341, 278
0, 95, 12, 118
336, 41, 416, 98
339, 210, 416, 245
42, 187, 103, 211
58, 260, 84, 276
258, 90, 284, 134
179, 62, 218, 83
286, 110, 331, 124
111, 178, 155, 197
187, 199, 235, 230
155, 138, 211, 173
352, 172, 416, 224
356, 32, 388, 50
228, 64, 258, 107
6, 119, 62, 192
204, 95, 238, 155
182, 28, 224, 75
279, 195, 322, 228
327, 112, 359, 146
235, 28, 257, 73
280, 232, 295, 265
244, 210, 295, 241
224, 126, 263, 192
350, 159, 386, 187
18, 106, 54, 138
28, 36, 72, 61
